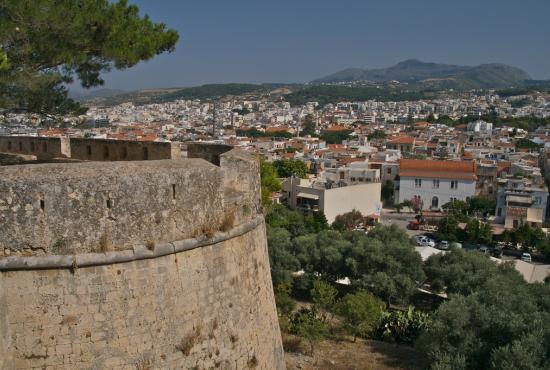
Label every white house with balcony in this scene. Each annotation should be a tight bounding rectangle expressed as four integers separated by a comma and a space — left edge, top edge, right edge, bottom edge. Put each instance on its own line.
396, 159, 477, 210
281, 162, 382, 223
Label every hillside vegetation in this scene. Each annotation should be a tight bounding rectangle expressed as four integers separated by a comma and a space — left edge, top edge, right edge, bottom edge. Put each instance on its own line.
312, 59, 532, 89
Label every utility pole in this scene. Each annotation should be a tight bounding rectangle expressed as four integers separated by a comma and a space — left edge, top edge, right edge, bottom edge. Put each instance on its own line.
212, 100, 217, 139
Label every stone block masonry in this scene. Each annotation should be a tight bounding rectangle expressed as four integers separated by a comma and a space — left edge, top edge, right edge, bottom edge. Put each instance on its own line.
0, 159, 224, 256
0, 144, 285, 369
0, 136, 70, 160
0, 221, 285, 369
0, 136, 180, 162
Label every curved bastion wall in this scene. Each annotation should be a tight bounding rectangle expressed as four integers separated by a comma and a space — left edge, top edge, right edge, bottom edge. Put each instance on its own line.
0, 144, 285, 370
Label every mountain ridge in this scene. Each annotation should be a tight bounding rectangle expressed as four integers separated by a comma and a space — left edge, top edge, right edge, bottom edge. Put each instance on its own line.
311, 59, 532, 88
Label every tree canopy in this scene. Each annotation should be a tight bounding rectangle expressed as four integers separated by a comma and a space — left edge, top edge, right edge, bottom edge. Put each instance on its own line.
0, 0, 179, 115
273, 159, 309, 178
418, 264, 550, 369
266, 204, 425, 304
260, 160, 282, 205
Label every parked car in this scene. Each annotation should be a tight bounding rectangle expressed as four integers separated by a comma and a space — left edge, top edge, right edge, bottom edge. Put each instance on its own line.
478, 246, 490, 255
415, 235, 435, 247
491, 248, 504, 258
521, 253, 532, 262
438, 241, 450, 250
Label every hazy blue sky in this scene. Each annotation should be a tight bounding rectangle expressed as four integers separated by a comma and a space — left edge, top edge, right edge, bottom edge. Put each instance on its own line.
88, 0, 550, 91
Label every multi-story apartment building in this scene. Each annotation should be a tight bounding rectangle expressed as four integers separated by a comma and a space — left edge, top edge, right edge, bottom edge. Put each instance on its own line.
467, 119, 493, 135
494, 177, 548, 228
396, 159, 477, 210
281, 163, 382, 223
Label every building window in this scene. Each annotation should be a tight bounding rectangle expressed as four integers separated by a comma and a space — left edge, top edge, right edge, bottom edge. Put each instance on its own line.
431, 196, 439, 208
350, 177, 356, 182
450, 180, 458, 189
415, 179, 422, 188
433, 179, 440, 188
387, 168, 392, 174
339, 172, 345, 180
497, 208, 502, 217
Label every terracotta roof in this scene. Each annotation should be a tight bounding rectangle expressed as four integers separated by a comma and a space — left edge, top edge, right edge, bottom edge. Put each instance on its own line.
324, 125, 349, 132
414, 121, 430, 128
265, 127, 290, 133
339, 157, 365, 165
399, 159, 477, 180
389, 137, 415, 145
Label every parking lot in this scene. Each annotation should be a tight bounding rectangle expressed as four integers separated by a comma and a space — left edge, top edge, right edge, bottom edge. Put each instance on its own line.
380, 208, 544, 262
380, 208, 423, 237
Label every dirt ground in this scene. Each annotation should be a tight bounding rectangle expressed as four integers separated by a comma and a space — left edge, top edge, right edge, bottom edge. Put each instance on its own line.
284, 336, 425, 370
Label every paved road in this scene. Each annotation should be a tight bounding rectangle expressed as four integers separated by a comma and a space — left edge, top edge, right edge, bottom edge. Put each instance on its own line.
380, 208, 424, 237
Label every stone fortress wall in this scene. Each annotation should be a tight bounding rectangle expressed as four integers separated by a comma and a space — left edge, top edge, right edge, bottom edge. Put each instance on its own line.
0, 136, 70, 160
0, 136, 180, 161
0, 143, 284, 369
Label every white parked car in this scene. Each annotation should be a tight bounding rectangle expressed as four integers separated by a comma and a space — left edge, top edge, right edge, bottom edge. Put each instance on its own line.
438, 241, 450, 250
415, 236, 435, 247
520, 253, 532, 262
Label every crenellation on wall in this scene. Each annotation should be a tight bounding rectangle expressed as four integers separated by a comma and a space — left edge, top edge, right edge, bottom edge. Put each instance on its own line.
0, 136, 70, 160
69, 138, 180, 161
187, 142, 233, 166
0, 136, 180, 162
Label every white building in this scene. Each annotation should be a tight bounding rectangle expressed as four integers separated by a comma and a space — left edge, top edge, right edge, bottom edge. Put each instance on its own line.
396, 159, 477, 210
282, 163, 382, 223
494, 177, 548, 229
467, 119, 493, 134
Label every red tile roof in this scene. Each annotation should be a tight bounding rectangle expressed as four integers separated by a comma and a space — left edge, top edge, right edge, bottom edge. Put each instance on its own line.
324, 125, 349, 132
389, 137, 415, 145
265, 127, 291, 133
399, 159, 477, 180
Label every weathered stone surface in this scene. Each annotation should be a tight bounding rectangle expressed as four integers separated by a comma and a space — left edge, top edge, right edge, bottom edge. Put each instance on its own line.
0, 144, 284, 369
0, 136, 70, 160
0, 136, 180, 161
69, 138, 180, 161
0, 223, 285, 369
0, 159, 224, 255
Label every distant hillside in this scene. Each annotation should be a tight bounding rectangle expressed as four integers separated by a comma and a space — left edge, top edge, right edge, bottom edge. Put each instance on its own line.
312, 59, 532, 89
284, 85, 436, 106
83, 84, 275, 106
70, 88, 128, 101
